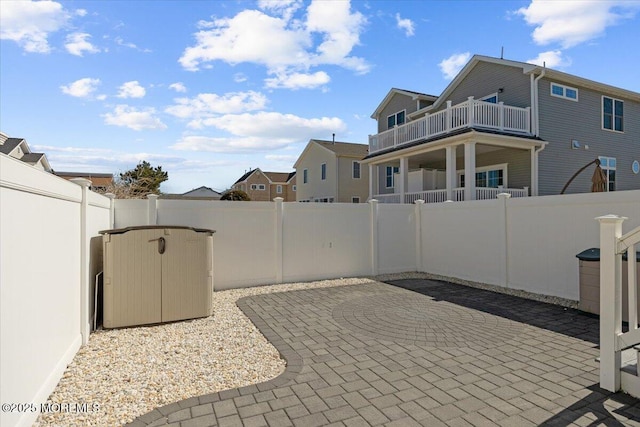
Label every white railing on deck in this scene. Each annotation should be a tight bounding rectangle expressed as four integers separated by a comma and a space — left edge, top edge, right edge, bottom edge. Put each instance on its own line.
376, 187, 529, 204
369, 97, 532, 154
598, 216, 640, 396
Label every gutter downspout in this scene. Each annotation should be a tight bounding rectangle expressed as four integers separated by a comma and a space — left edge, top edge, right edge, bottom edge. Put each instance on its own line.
533, 144, 546, 196
533, 68, 546, 137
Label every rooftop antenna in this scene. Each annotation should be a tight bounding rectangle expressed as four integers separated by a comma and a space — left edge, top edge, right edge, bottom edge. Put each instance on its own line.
500, 46, 504, 59
332, 133, 335, 144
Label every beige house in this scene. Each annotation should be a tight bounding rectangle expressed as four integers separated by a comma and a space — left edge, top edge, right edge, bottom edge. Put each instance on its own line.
231, 169, 296, 201
294, 139, 369, 203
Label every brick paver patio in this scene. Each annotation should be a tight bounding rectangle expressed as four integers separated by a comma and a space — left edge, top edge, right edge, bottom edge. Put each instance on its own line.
129, 279, 640, 426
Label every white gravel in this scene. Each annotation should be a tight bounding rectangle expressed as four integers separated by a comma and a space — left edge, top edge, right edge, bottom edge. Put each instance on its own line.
34, 278, 372, 427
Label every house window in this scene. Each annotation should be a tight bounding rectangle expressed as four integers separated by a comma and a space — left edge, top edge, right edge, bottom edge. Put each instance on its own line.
352, 196, 360, 203
321, 163, 327, 180
352, 161, 361, 179
387, 110, 406, 129
293, 185, 296, 191
459, 164, 507, 188
250, 184, 257, 190
303, 169, 308, 184
550, 83, 578, 101
276, 185, 282, 194
386, 166, 399, 188
602, 96, 623, 132
599, 156, 616, 191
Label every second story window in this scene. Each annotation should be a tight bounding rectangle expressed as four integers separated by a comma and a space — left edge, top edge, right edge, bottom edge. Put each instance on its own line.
603, 96, 623, 132
292, 185, 296, 191
321, 163, 327, 180
276, 185, 282, 193
550, 83, 578, 101
303, 169, 308, 184
387, 110, 406, 129
352, 161, 361, 179
599, 156, 616, 191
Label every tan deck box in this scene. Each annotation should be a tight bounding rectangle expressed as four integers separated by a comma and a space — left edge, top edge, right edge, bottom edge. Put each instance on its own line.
100, 226, 215, 328
577, 248, 640, 322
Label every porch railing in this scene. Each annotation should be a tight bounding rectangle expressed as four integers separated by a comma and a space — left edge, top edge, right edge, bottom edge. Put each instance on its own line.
373, 187, 528, 204
598, 216, 640, 397
369, 97, 531, 154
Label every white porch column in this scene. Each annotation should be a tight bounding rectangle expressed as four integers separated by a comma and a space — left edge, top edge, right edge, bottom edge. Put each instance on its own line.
399, 157, 409, 204
597, 214, 626, 392
464, 142, 476, 201
445, 146, 457, 200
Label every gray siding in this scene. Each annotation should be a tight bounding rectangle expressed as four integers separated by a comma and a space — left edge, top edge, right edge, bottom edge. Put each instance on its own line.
537, 78, 640, 195
444, 62, 531, 109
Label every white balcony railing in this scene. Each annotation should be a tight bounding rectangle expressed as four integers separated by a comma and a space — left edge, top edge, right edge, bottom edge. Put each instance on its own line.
369, 97, 532, 154
373, 187, 528, 204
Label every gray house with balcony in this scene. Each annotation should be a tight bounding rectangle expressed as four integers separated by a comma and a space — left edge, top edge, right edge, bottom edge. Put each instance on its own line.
363, 55, 640, 203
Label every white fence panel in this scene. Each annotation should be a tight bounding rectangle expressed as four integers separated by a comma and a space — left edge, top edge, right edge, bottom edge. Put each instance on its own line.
507, 191, 640, 300
114, 199, 148, 228
0, 155, 110, 427
377, 204, 417, 274
420, 199, 507, 286
156, 200, 278, 290
282, 203, 371, 283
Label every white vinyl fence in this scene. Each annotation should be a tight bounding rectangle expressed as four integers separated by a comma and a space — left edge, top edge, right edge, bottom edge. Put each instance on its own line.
0, 155, 111, 427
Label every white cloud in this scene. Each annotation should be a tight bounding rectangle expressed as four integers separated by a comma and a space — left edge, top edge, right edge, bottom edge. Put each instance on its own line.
60, 77, 101, 98
117, 81, 146, 98
114, 36, 152, 53
75, 9, 87, 17
438, 52, 471, 80
171, 111, 346, 153
103, 105, 167, 131
197, 112, 346, 139
264, 71, 330, 90
395, 13, 415, 37
169, 82, 187, 93
234, 73, 248, 83
65, 32, 100, 56
0, 0, 70, 53
171, 135, 294, 153
178, 0, 369, 85
265, 154, 298, 162
516, 0, 640, 48
165, 91, 268, 125
526, 50, 572, 68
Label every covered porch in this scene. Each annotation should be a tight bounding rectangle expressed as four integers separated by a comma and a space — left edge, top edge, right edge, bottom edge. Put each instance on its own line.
365, 130, 546, 204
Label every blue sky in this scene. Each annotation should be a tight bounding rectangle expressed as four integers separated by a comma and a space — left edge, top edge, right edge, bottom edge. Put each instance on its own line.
2, 0, 639, 193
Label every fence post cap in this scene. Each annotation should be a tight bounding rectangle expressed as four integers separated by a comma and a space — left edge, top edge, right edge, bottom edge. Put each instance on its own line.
414, 199, 425, 204
497, 193, 512, 199
596, 214, 627, 223
104, 192, 116, 199
69, 178, 91, 187
146, 194, 159, 200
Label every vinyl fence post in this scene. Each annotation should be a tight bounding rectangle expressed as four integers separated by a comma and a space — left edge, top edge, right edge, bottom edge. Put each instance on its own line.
274, 197, 284, 284
414, 200, 425, 272
105, 193, 115, 229
70, 178, 91, 345
369, 199, 379, 276
497, 193, 511, 288
147, 194, 159, 225
597, 214, 626, 392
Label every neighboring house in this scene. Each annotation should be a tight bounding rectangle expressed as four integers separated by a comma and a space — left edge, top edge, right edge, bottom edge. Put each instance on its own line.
364, 55, 640, 203
231, 169, 296, 201
169, 186, 222, 200
294, 139, 369, 203
0, 132, 52, 172
55, 171, 114, 192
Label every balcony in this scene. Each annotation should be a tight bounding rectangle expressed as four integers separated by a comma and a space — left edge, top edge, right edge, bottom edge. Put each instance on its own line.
373, 187, 529, 204
369, 97, 531, 155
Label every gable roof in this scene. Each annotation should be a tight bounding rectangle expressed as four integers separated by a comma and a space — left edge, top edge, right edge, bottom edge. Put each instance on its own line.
182, 186, 222, 196
371, 88, 438, 120
233, 168, 296, 185
293, 139, 369, 169
0, 138, 27, 155
407, 54, 640, 120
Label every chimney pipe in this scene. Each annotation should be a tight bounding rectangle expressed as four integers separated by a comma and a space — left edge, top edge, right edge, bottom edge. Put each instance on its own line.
332, 133, 335, 144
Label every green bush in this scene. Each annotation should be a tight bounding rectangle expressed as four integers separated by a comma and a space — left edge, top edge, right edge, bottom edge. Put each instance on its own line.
221, 190, 251, 201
